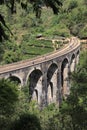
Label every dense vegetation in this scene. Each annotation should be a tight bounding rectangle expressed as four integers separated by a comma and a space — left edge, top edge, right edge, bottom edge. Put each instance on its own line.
0, 0, 87, 64
0, 0, 87, 130
0, 50, 87, 130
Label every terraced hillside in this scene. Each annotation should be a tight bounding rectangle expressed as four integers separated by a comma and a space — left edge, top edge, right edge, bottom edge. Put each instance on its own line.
0, 0, 87, 64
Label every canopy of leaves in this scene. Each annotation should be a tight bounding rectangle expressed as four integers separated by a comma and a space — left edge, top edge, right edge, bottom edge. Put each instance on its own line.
0, 0, 62, 41
0, 79, 18, 116
10, 113, 41, 130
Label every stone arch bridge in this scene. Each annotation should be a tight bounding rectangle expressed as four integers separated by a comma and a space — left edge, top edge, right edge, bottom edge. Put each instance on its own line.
0, 37, 80, 106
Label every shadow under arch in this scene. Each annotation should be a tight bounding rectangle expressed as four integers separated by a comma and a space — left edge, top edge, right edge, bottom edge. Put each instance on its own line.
47, 63, 58, 104
7, 75, 22, 85
70, 53, 76, 72
27, 69, 42, 104
61, 58, 69, 97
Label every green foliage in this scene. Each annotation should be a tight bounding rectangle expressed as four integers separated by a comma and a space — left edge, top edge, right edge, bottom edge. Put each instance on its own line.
0, 0, 87, 44
0, 42, 5, 61
3, 50, 21, 64
79, 25, 87, 39
14, 86, 30, 116
0, 79, 18, 130
79, 51, 87, 69
39, 103, 59, 130
45, 23, 70, 37
0, 79, 18, 116
0, 1, 87, 130
1, 41, 22, 64
68, 0, 78, 11
10, 113, 41, 130
0, 0, 63, 41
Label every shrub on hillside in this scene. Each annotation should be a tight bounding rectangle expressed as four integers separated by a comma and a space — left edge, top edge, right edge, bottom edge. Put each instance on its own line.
45, 23, 70, 37
78, 25, 87, 39
3, 50, 22, 64
53, 23, 70, 37
69, 23, 84, 36
68, 0, 78, 12
9, 114, 41, 130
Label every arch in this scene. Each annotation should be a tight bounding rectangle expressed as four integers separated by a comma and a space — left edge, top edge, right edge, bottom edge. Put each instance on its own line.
47, 63, 58, 104
70, 53, 76, 72
61, 58, 69, 97
7, 75, 22, 85
27, 69, 42, 104
47, 63, 58, 81
47, 61, 58, 70
26, 67, 42, 84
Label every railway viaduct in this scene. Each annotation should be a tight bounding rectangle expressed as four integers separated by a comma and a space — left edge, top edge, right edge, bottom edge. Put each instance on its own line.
0, 37, 80, 106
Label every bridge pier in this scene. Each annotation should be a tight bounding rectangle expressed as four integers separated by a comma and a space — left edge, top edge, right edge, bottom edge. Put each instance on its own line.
41, 71, 48, 107
57, 69, 62, 105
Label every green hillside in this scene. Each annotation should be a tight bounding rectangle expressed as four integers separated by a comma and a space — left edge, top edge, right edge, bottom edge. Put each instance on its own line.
0, 0, 87, 64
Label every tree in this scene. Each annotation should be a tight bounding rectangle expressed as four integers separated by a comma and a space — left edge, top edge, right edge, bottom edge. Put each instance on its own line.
0, 79, 18, 115
0, 79, 18, 130
0, 0, 62, 41
10, 113, 41, 130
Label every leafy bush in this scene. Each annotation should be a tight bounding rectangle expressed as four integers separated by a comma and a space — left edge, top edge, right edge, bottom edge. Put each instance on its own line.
3, 49, 22, 64
51, 23, 70, 37
10, 114, 41, 130
69, 23, 84, 36
0, 79, 18, 114
78, 24, 87, 39
68, 0, 78, 11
